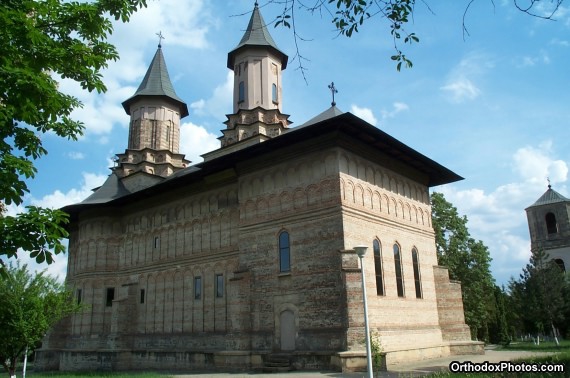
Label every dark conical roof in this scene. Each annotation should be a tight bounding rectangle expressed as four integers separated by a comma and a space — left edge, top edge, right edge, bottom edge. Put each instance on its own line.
227, 3, 288, 69
527, 186, 570, 209
122, 46, 189, 117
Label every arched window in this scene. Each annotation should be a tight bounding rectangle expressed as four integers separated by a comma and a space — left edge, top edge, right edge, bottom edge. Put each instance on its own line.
554, 258, 566, 272
238, 81, 245, 103
545, 212, 558, 234
373, 240, 384, 296
279, 231, 290, 272
393, 244, 404, 297
412, 248, 422, 299
272, 83, 278, 103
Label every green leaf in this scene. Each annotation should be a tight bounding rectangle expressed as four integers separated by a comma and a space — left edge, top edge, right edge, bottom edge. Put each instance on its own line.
0, 0, 146, 267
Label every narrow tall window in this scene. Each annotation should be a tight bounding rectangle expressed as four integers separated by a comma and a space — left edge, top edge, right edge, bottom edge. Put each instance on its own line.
194, 277, 202, 300
412, 248, 422, 299
546, 212, 558, 234
373, 239, 384, 296
151, 120, 157, 149
279, 231, 290, 272
76, 289, 82, 305
106, 287, 115, 307
272, 83, 278, 103
238, 81, 245, 103
154, 236, 160, 249
216, 274, 224, 298
393, 244, 404, 297
140, 289, 145, 304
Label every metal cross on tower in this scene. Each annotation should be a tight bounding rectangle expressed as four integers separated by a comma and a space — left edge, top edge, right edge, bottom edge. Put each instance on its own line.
156, 31, 165, 48
328, 82, 338, 107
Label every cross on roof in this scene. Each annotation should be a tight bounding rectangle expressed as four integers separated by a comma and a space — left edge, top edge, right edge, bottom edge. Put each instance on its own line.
328, 82, 338, 107
156, 31, 165, 48
547, 177, 552, 189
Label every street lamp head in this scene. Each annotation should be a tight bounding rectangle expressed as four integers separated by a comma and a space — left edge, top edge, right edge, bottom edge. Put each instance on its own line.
354, 245, 368, 258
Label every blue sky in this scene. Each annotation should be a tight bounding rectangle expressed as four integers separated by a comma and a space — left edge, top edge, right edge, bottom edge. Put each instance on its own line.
8, 0, 570, 285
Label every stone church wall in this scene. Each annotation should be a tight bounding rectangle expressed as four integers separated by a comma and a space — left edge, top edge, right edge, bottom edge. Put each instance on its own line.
64, 184, 243, 358
337, 149, 447, 362
236, 148, 347, 353
37, 145, 481, 372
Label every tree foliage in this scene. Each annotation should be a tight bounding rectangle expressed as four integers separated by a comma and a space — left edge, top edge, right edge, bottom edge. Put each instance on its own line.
0, 263, 81, 376
508, 248, 568, 340
431, 192, 495, 340
487, 285, 510, 345
269, 0, 566, 72
0, 0, 147, 267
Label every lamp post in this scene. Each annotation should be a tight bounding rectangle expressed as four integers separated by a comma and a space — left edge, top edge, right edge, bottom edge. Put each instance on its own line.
354, 245, 373, 378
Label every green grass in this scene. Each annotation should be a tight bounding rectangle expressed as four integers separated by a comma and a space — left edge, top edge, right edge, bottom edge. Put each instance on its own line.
428, 347, 570, 378
499, 340, 570, 352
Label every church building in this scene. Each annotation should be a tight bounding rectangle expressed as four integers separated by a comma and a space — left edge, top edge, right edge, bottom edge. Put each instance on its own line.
36, 3, 483, 372
526, 184, 570, 272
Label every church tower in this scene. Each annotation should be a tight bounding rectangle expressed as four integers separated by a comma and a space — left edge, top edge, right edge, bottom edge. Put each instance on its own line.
204, 2, 292, 161
525, 184, 570, 272
114, 42, 190, 179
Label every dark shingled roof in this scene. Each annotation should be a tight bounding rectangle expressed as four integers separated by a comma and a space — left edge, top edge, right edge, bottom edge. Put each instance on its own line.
122, 46, 189, 117
79, 172, 131, 205
227, 3, 288, 69
296, 106, 344, 128
527, 186, 570, 209
62, 109, 463, 222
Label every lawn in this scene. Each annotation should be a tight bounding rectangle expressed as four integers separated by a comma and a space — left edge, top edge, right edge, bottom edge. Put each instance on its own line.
429, 341, 570, 378
500, 339, 570, 352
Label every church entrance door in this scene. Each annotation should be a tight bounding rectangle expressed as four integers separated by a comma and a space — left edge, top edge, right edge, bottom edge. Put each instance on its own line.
280, 310, 295, 351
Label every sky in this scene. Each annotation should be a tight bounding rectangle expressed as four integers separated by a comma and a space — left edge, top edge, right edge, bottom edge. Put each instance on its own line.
6, 0, 570, 286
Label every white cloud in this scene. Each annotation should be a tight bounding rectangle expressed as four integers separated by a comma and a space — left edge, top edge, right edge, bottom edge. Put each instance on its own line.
351, 105, 378, 126
441, 78, 481, 102
550, 38, 570, 47
190, 71, 233, 121
512, 141, 568, 184
117, 0, 212, 50
440, 53, 492, 103
517, 50, 551, 67
52, 0, 216, 141
436, 140, 569, 285
31, 172, 108, 209
57, 77, 132, 137
6, 251, 70, 283
380, 102, 409, 120
5, 172, 108, 281
179, 122, 220, 163
68, 151, 85, 160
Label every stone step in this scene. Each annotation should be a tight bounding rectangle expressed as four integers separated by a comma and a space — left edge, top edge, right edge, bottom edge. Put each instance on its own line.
263, 354, 293, 372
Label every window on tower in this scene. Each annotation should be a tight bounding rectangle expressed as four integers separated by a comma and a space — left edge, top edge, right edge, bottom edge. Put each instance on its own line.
545, 212, 558, 234
272, 83, 278, 103
239, 81, 245, 103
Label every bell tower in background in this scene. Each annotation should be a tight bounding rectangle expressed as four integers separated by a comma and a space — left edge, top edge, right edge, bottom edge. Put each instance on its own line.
525, 184, 570, 272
